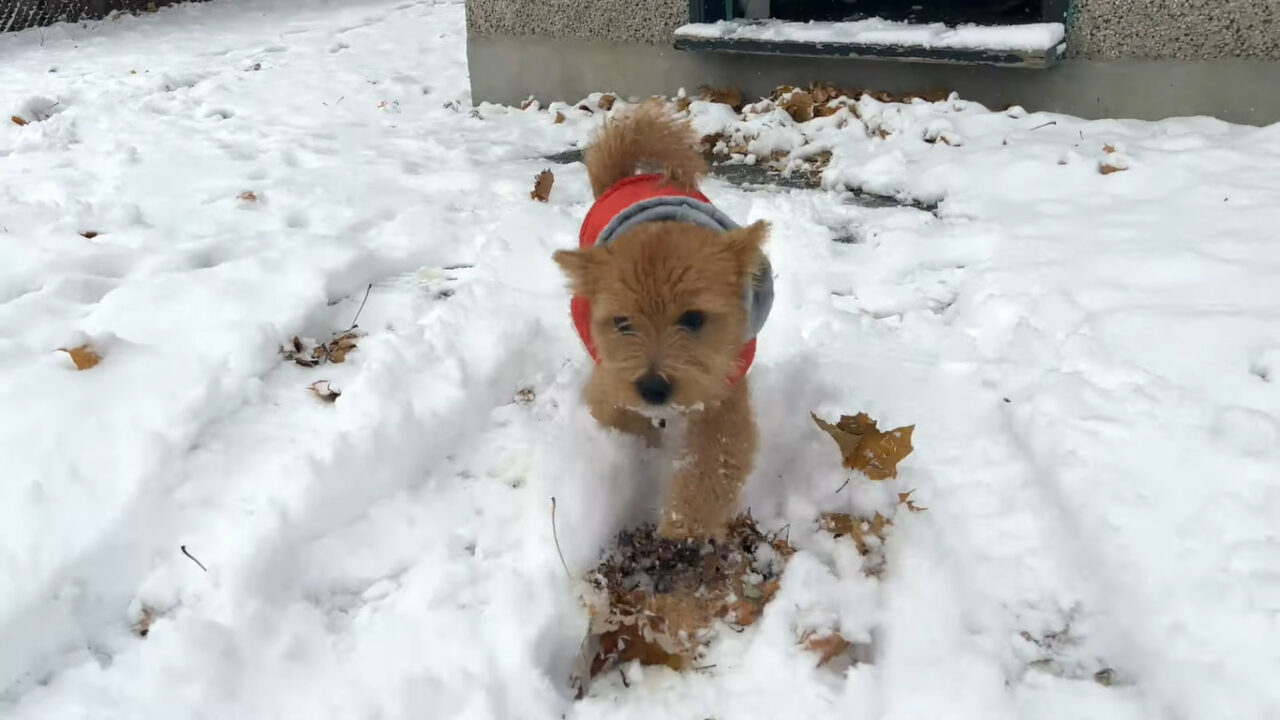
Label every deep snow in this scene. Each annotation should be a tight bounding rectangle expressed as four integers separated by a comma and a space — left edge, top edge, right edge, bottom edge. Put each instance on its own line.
2, 1, 1279, 719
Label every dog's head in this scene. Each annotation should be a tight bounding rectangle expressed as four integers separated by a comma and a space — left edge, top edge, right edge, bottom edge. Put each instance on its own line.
555, 220, 769, 410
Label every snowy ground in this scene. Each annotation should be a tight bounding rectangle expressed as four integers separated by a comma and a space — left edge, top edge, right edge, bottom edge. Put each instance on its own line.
3, 1, 1280, 719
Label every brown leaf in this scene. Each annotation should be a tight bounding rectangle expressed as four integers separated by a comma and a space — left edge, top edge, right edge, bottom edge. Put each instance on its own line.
327, 336, 357, 363
553, 111, 565, 124
780, 90, 815, 123
79, 231, 99, 239
699, 85, 744, 111
801, 629, 851, 666
530, 169, 554, 202
238, 191, 258, 202
897, 490, 927, 513
520, 95, 537, 110
812, 412, 914, 480
591, 624, 684, 678
11, 115, 28, 126
309, 380, 341, 402
576, 103, 594, 114
674, 96, 692, 113
1102, 144, 1116, 154
59, 344, 101, 370
1099, 163, 1126, 175
597, 94, 617, 111
819, 512, 892, 556
813, 102, 842, 118
809, 83, 836, 104
699, 132, 727, 154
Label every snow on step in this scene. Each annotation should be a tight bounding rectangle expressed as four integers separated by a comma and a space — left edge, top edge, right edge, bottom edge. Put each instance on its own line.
676, 18, 1066, 52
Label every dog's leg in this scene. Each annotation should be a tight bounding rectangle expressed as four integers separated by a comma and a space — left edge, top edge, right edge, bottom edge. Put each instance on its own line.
585, 372, 662, 447
658, 380, 757, 540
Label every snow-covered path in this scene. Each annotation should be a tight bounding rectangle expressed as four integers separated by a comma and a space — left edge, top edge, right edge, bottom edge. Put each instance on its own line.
2, 2, 1278, 718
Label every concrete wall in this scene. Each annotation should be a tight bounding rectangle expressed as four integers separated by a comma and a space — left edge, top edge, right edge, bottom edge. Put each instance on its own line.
465, 0, 1280, 124
467, 0, 1280, 60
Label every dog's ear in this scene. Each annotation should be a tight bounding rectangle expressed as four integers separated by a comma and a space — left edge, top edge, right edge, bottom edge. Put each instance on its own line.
722, 220, 770, 281
553, 247, 604, 297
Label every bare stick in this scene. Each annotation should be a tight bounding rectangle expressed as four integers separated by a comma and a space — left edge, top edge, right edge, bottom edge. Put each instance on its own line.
1030, 120, 1057, 131
551, 497, 572, 579
346, 283, 373, 331
180, 545, 208, 572
834, 478, 851, 494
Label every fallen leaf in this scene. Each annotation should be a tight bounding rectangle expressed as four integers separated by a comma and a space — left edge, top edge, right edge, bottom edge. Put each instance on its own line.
780, 90, 815, 122
11, 115, 28, 126
238, 191, 258, 202
819, 512, 892, 556
598, 94, 617, 111
812, 412, 914, 479
1099, 163, 1126, 175
325, 332, 360, 363
674, 96, 692, 113
699, 132, 727, 154
59, 344, 101, 370
309, 380, 341, 402
514, 387, 536, 404
79, 231, 99, 239
576, 103, 594, 114
801, 629, 851, 666
1102, 144, 1116, 154
520, 95, 537, 110
575, 514, 791, 696
897, 490, 927, 513
530, 169, 554, 202
813, 102, 842, 118
809, 83, 836, 104
769, 84, 796, 100
700, 85, 744, 111
553, 111, 565, 124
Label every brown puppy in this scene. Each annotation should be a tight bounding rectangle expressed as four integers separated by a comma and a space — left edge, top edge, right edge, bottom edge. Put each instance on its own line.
553, 104, 773, 540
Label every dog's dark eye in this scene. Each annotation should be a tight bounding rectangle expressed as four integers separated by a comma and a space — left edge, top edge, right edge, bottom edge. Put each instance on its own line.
676, 310, 706, 332
613, 316, 634, 334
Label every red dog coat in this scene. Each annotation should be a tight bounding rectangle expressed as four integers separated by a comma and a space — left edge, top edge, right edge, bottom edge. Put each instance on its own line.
570, 174, 763, 385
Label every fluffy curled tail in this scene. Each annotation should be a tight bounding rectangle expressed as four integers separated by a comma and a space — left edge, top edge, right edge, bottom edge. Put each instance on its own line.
583, 102, 707, 199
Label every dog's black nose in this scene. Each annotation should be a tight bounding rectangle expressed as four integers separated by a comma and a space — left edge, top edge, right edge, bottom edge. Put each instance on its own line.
635, 373, 673, 405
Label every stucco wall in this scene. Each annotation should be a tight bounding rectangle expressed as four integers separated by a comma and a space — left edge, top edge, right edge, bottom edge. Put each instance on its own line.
466, 0, 687, 44
466, 0, 1280, 61
1069, 0, 1280, 59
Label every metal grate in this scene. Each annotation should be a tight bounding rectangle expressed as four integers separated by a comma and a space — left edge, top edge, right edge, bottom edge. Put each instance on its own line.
1, 0, 187, 34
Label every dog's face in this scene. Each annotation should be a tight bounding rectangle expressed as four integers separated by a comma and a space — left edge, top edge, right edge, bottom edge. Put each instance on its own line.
555, 220, 769, 411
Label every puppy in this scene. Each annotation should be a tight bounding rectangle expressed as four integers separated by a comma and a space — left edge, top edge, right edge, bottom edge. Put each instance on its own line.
553, 104, 773, 541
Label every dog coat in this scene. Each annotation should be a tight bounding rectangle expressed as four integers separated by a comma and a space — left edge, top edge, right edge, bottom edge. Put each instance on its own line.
571, 173, 773, 385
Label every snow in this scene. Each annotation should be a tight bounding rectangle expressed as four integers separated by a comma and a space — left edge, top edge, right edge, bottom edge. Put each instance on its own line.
2, 1, 1280, 719
675, 18, 1066, 52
